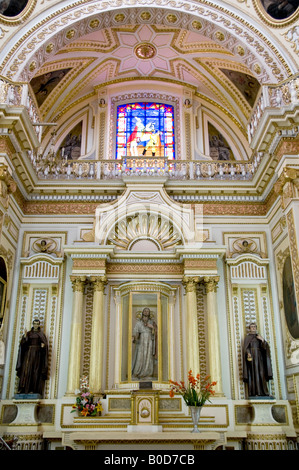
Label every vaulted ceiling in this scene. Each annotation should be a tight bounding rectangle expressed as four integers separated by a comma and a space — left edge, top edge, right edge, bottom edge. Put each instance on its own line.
1, 3, 295, 136
28, 19, 264, 128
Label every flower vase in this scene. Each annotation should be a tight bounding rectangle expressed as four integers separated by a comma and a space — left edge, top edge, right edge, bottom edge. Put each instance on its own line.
189, 406, 202, 433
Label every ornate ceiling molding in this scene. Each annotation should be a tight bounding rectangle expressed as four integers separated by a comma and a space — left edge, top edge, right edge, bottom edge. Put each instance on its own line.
0, 2, 293, 83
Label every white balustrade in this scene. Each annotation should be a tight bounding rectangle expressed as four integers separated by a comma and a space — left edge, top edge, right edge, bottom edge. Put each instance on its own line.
28, 153, 260, 181
0, 75, 41, 139
248, 74, 299, 142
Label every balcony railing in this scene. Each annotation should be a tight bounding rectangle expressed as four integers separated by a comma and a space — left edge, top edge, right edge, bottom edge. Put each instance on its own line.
248, 73, 299, 143
28, 152, 262, 182
0, 75, 41, 139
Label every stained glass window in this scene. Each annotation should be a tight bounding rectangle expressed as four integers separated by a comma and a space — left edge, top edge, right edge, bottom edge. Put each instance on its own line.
116, 102, 175, 159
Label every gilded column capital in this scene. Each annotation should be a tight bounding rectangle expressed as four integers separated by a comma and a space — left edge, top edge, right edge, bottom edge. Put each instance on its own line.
203, 276, 220, 293
70, 275, 87, 292
183, 276, 199, 293
90, 275, 107, 292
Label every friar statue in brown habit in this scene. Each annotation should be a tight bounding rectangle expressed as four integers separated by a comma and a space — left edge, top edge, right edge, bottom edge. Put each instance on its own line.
243, 323, 273, 397
16, 319, 48, 396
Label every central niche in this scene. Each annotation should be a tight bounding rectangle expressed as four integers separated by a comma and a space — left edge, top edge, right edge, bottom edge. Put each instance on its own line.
119, 283, 174, 385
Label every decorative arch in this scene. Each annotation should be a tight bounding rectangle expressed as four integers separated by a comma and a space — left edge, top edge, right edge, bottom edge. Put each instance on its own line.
0, 2, 294, 83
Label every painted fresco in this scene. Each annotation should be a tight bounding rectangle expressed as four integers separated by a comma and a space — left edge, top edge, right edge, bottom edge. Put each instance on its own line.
260, 0, 299, 20
30, 69, 71, 107
0, 0, 28, 16
220, 69, 261, 108
283, 255, 299, 339
58, 122, 82, 161
208, 123, 234, 161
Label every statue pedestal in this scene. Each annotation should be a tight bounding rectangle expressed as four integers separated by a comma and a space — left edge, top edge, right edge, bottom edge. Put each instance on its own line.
11, 398, 41, 425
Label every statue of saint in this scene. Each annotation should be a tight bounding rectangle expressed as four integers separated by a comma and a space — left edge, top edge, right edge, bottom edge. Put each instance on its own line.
243, 323, 273, 397
16, 319, 48, 396
132, 307, 157, 380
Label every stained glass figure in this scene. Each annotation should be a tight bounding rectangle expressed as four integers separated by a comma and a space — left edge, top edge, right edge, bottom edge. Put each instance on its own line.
116, 102, 175, 159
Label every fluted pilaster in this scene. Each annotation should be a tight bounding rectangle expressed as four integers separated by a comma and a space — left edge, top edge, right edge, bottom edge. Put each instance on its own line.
113, 290, 122, 386
203, 276, 223, 395
66, 276, 86, 395
168, 291, 176, 381
183, 276, 200, 377
89, 276, 107, 394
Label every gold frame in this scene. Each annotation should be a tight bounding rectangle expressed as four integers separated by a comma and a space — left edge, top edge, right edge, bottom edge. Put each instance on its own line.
127, 290, 161, 383
116, 281, 177, 387
252, 0, 299, 28
0, 0, 37, 26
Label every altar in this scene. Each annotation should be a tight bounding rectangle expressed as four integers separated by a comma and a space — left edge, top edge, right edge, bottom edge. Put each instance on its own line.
0, 178, 296, 451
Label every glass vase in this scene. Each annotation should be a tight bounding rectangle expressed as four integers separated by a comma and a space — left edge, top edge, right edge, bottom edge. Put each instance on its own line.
189, 406, 202, 433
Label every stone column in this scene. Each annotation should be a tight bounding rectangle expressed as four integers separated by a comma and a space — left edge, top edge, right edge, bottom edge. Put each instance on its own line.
89, 276, 107, 394
203, 276, 223, 395
183, 276, 200, 376
66, 276, 86, 395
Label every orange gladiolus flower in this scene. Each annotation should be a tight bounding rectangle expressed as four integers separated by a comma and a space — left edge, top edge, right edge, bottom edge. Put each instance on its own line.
81, 407, 89, 416
169, 389, 175, 398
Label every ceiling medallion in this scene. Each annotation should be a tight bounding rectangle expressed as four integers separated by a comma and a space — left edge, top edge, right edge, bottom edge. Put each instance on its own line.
135, 43, 157, 60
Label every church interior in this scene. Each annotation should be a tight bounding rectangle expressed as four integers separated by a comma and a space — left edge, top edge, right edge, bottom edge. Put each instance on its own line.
0, 0, 299, 451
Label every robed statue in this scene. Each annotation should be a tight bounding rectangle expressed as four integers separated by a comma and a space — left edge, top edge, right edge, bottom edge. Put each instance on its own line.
16, 319, 48, 396
132, 307, 157, 380
243, 323, 273, 397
